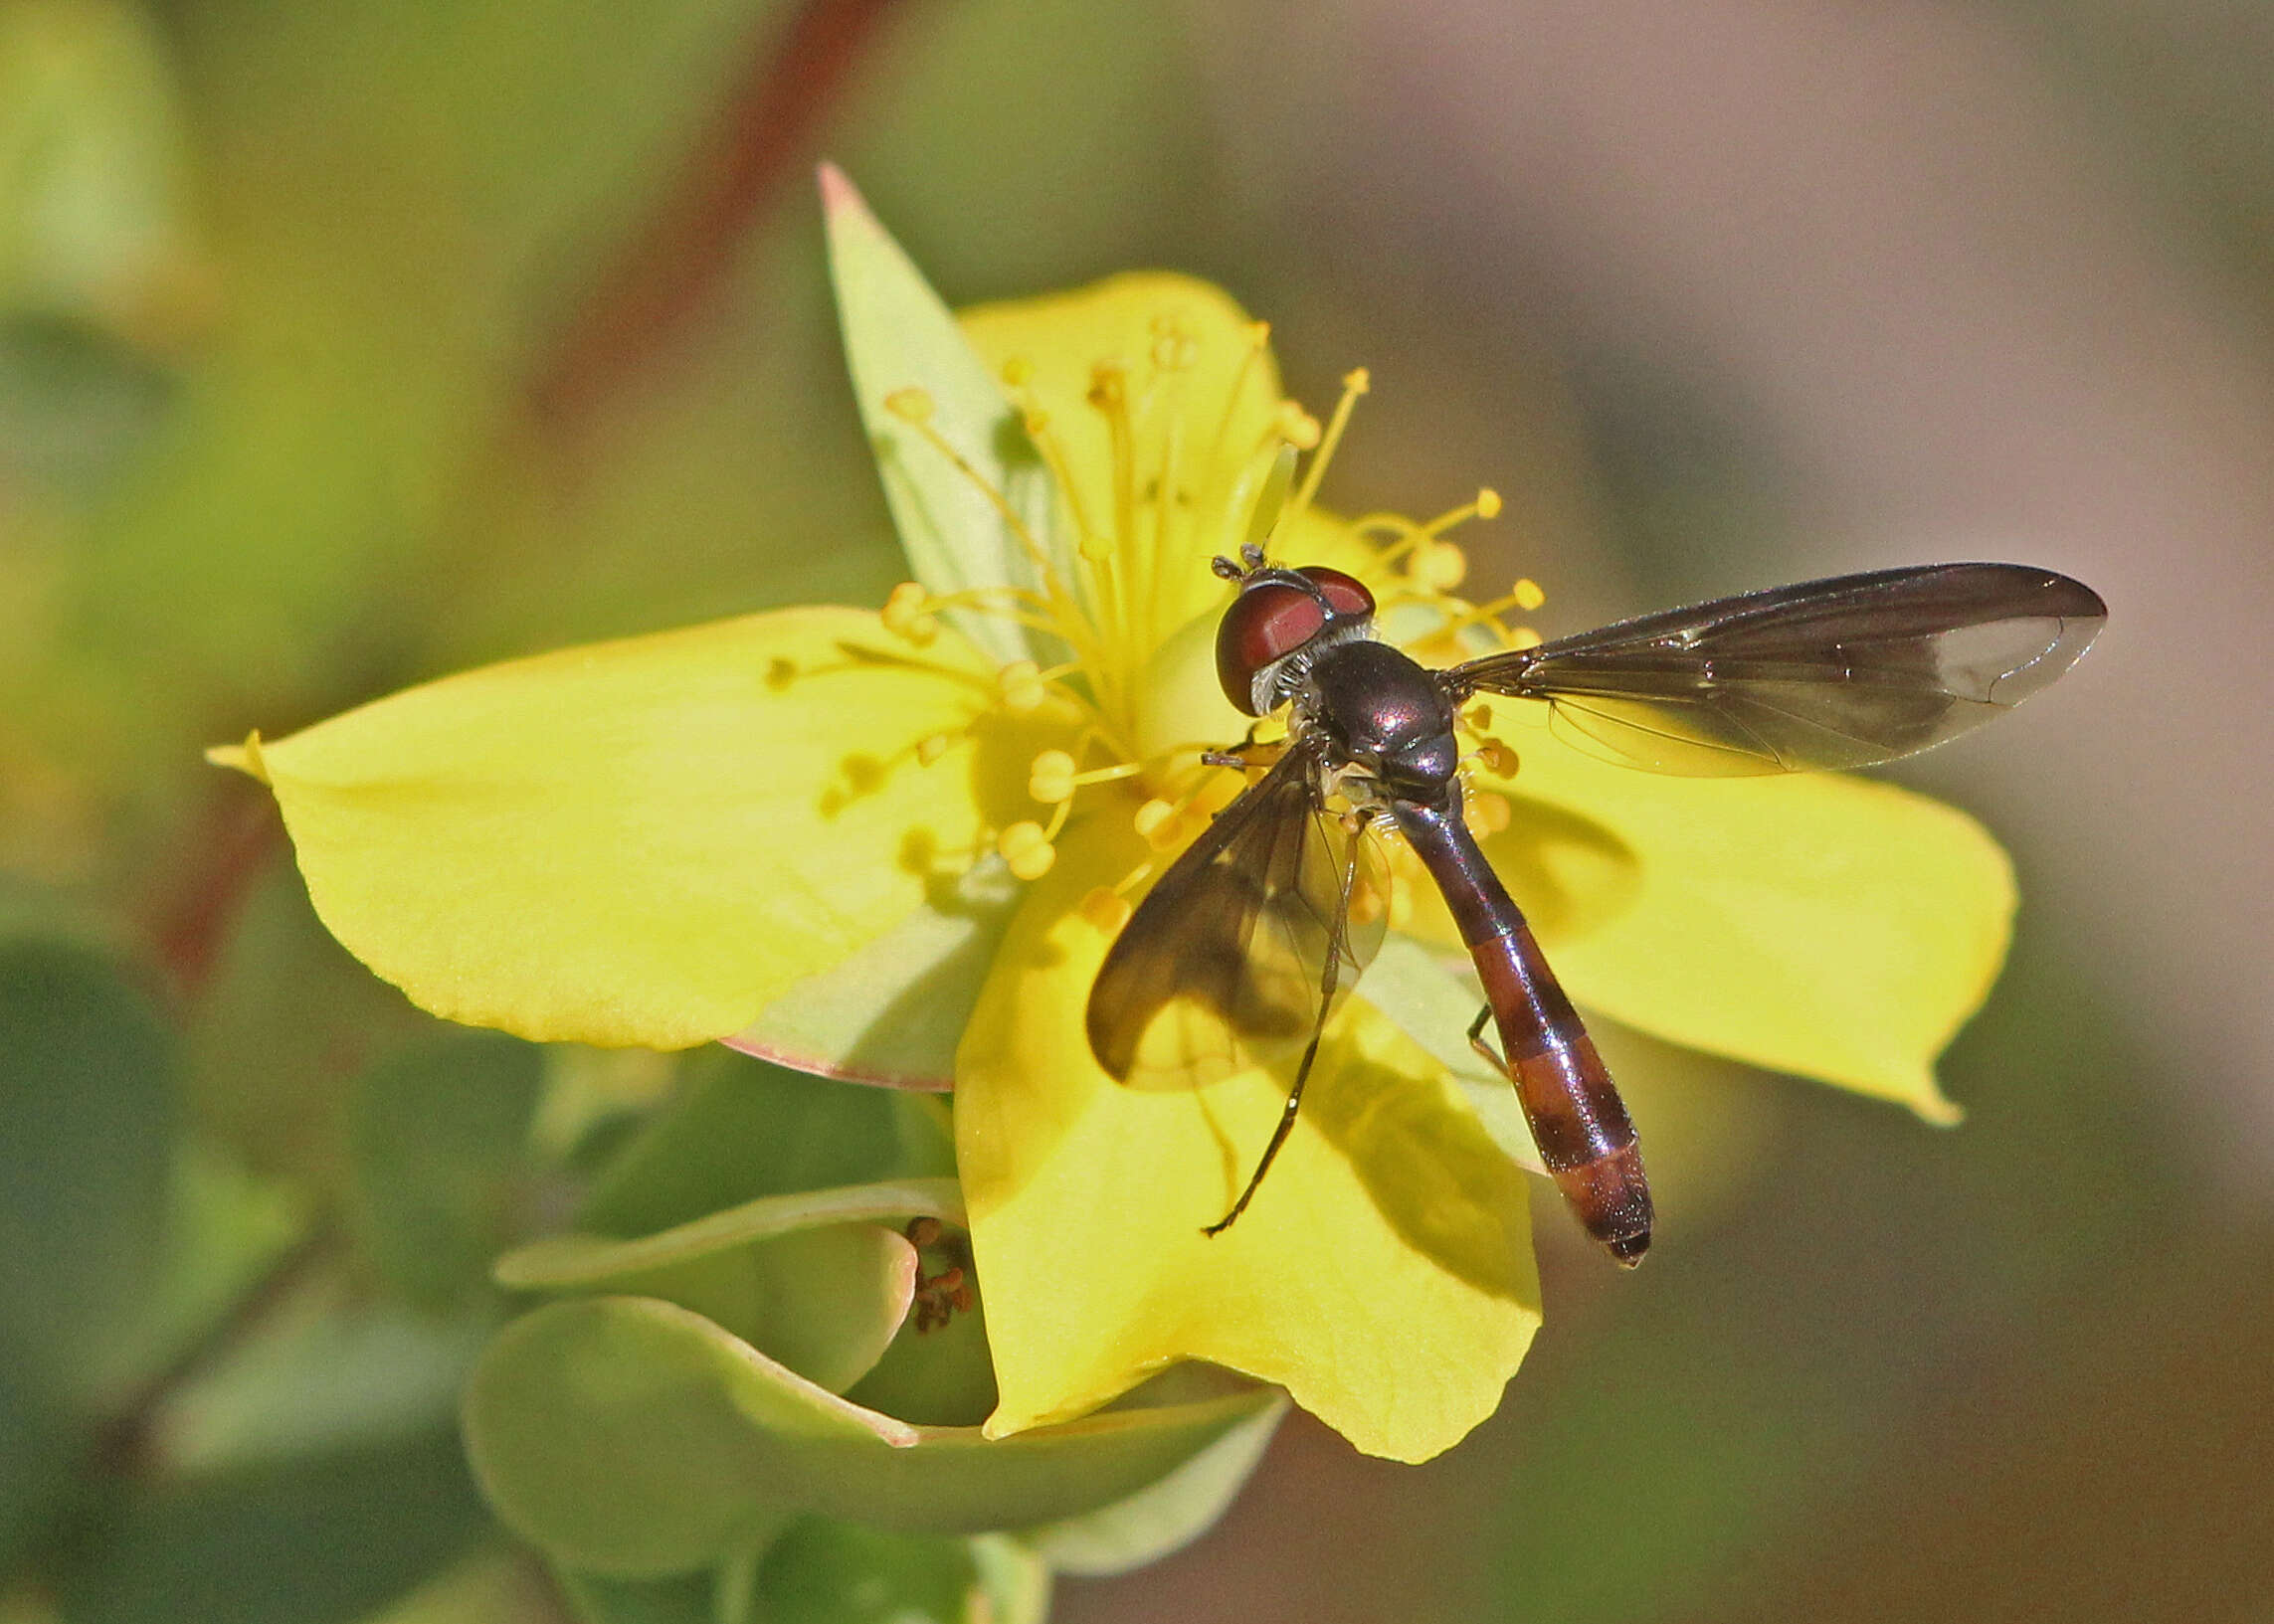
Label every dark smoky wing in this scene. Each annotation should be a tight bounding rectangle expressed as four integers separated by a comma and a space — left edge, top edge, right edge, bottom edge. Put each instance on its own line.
1445, 563, 2105, 775
1085, 741, 1388, 1087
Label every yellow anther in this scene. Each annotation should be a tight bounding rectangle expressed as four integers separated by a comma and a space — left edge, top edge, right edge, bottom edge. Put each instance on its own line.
998, 659, 1046, 712
884, 387, 935, 424
1133, 798, 1182, 848
1474, 739, 1519, 778
1343, 368, 1372, 395
1416, 540, 1469, 592
1466, 703, 1494, 730
1244, 320, 1271, 347
916, 734, 954, 767
1466, 791, 1513, 835
1078, 533, 1113, 563
1028, 749, 1077, 804
1475, 487, 1503, 520
1087, 362, 1128, 410
881, 582, 939, 645
1275, 402, 1322, 450
1080, 886, 1134, 935
1512, 577, 1546, 612
1000, 822, 1056, 880
1001, 357, 1033, 388
1022, 407, 1050, 437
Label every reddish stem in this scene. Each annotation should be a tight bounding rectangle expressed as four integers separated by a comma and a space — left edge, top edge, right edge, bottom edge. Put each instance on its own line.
153, 784, 284, 1002
529, 0, 911, 426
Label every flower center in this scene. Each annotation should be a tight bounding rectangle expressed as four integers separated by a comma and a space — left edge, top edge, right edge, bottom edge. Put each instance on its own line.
870, 320, 1549, 902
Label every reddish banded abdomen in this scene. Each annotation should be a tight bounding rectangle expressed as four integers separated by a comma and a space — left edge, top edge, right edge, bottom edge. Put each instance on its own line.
1469, 924, 1652, 1263
1389, 796, 1654, 1264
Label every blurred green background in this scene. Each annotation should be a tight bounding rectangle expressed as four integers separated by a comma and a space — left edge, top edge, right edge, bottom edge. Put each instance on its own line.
5, 0, 2270, 1619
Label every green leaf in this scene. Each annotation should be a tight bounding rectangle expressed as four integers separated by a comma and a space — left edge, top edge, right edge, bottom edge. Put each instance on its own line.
823, 165, 1057, 668
161, 1305, 491, 1474
0, 1378, 75, 1580
578, 1052, 953, 1239
349, 1030, 545, 1309
754, 1521, 1048, 1624
551, 1566, 716, 1624
1023, 1392, 1287, 1576
462, 1296, 1280, 1577
49, 1428, 489, 1624
0, 938, 177, 1401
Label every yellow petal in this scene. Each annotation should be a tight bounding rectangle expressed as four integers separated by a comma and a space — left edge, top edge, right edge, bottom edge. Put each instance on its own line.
1422, 728, 2013, 1119
956, 816, 1539, 1464
959, 274, 1286, 646
228, 608, 1070, 1048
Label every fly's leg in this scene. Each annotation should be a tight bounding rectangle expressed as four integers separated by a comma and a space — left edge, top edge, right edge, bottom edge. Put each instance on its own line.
1467, 1003, 1506, 1074
1203, 820, 1365, 1237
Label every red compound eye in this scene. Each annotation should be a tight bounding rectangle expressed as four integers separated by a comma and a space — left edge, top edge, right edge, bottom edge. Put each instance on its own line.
1214, 566, 1378, 714
1297, 565, 1376, 620
1217, 581, 1323, 714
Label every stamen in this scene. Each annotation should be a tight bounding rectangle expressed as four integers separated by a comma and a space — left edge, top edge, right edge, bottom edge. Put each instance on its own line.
1080, 886, 1134, 935
998, 661, 1047, 712
999, 821, 1055, 880
1471, 739, 1519, 778
1466, 791, 1513, 835
1002, 368, 1107, 562
1360, 487, 1502, 571
1273, 401, 1321, 451
1028, 750, 1077, 804
1413, 541, 1467, 592
916, 733, 956, 767
881, 581, 939, 645
1437, 578, 1554, 646
886, 389, 1096, 658
1286, 368, 1370, 522
1132, 798, 1193, 851
1203, 321, 1273, 493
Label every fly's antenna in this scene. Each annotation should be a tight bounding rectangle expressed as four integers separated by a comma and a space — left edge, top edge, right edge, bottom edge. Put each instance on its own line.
1213, 542, 1269, 582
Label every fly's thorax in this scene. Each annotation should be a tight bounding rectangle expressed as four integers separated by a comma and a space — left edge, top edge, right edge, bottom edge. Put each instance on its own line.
1300, 638, 1460, 798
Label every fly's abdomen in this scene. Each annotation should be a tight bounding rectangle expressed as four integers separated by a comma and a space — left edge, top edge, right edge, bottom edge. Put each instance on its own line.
1390, 796, 1654, 1264
1468, 921, 1652, 1263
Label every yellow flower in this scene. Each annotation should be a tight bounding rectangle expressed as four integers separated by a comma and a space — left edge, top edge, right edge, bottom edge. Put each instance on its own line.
210, 171, 2013, 1464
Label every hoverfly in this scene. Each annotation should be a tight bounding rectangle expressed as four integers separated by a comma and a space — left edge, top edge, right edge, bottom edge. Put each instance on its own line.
1085, 551, 2105, 1265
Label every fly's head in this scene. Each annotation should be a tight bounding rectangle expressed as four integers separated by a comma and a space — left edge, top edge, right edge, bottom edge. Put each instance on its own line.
1212, 545, 1378, 718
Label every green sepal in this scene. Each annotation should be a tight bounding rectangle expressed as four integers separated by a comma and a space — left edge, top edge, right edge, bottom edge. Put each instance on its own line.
754, 1521, 1048, 1624
577, 1052, 953, 1239
1023, 1391, 1287, 1575
822, 165, 1058, 668
462, 1296, 1281, 1577
496, 1181, 962, 1396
